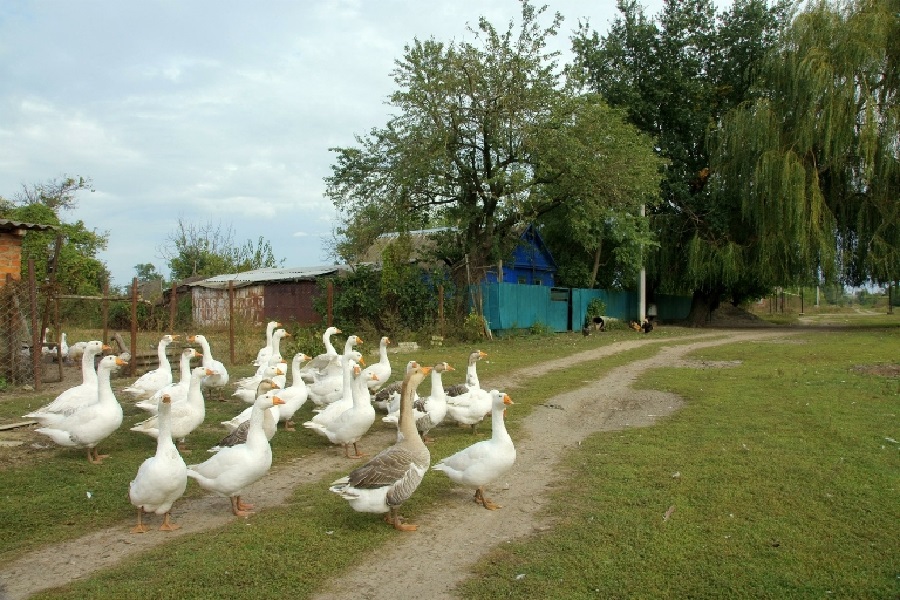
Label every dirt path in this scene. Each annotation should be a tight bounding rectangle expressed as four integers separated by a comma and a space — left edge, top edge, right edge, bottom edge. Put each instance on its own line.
0, 330, 791, 600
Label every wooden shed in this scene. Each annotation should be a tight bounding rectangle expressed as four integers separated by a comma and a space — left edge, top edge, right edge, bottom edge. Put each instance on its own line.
186, 265, 352, 327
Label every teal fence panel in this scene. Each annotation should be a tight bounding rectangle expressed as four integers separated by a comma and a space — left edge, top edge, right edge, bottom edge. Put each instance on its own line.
654, 294, 693, 321
571, 288, 638, 326
480, 283, 501, 331
572, 288, 603, 328
549, 288, 570, 332
479, 283, 659, 333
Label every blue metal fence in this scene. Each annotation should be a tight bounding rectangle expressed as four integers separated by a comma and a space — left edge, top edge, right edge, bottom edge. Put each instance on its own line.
477, 283, 691, 334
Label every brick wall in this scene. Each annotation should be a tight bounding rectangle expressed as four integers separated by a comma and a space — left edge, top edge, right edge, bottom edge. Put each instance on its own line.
0, 232, 23, 286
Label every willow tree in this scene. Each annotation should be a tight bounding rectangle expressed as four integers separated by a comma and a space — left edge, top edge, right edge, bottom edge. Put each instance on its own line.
572, 0, 792, 322
712, 0, 899, 289
327, 1, 662, 290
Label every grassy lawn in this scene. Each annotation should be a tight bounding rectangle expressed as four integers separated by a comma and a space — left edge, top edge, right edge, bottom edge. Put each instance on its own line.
459, 325, 899, 599
2, 321, 897, 598
0, 326, 692, 561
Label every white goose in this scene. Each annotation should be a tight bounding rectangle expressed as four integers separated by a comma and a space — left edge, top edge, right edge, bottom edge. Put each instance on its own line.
128, 393, 188, 533
240, 327, 289, 387
252, 320, 281, 367
306, 350, 363, 420
24, 340, 108, 416
67, 340, 89, 361
432, 390, 516, 510
413, 361, 454, 442
308, 334, 362, 407
214, 380, 281, 450
382, 362, 454, 439
362, 336, 391, 392
445, 350, 492, 431
123, 334, 178, 398
304, 362, 377, 458
189, 334, 229, 389
186, 391, 285, 517
445, 349, 487, 397
372, 360, 417, 412
232, 365, 284, 404
329, 364, 432, 531
33, 355, 127, 464
299, 326, 342, 383
136, 348, 201, 414
274, 352, 311, 430
131, 366, 213, 451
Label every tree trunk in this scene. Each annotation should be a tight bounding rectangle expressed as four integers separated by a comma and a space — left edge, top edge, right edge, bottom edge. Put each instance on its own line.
685, 289, 721, 327
588, 238, 603, 289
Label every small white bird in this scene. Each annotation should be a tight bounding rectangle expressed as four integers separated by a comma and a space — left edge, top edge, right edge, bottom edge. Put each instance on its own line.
432, 390, 516, 510
128, 394, 188, 533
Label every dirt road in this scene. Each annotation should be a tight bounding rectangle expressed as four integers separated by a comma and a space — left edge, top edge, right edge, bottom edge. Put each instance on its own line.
0, 330, 791, 600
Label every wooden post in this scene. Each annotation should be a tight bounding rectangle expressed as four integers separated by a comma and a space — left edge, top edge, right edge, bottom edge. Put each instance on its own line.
54, 295, 62, 380
37, 233, 63, 366
130, 277, 138, 376
169, 280, 178, 332
799, 286, 804, 315
228, 279, 235, 365
438, 284, 444, 337
102, 282, 109, 345
326, 280, 334, 327
28, 260, 41, 392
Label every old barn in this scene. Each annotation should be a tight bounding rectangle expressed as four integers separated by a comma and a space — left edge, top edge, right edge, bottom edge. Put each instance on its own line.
183, 265, 352, 327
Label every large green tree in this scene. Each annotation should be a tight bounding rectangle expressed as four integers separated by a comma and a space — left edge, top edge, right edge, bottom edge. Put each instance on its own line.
159, 219, 282, 280
0, 176, 109, 294
712, 0, 899, 288
572, 0, 791, 321
326, 1, 663, 289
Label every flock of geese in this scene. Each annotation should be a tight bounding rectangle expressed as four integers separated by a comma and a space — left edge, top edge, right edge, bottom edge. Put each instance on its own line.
23, 323, 516, 533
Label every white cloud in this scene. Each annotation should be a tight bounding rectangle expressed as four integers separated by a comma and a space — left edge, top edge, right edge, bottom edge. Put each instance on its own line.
0, 0, 655, 287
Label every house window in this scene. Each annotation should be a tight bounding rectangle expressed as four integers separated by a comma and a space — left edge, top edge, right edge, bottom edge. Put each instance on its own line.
533, 280, 542, 285
518, 276, 527, 285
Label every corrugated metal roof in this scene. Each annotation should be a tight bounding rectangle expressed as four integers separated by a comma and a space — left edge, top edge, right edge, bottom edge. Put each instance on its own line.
189, 265, 355, 289
0, 218, 58, 233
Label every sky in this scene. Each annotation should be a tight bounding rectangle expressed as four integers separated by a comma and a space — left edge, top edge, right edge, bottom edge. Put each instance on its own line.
0, 0, 662, 288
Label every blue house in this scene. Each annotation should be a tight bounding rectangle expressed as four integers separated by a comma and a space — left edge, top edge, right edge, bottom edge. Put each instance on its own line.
366, 224, 558, 286
483, 224, 557, 286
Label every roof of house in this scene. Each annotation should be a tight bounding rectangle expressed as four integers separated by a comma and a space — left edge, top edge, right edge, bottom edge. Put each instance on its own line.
363, 227, 453, 264
0, 218, 58, 234
188, 265, 355, 290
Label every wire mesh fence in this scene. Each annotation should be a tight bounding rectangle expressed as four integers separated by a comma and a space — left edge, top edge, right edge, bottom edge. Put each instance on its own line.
0, 277, 39, 387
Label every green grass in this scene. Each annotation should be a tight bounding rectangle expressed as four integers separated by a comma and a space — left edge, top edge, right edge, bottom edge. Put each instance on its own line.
457, 327, 900, 600
0, 327, 689, 562
2, 323, 898, 599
